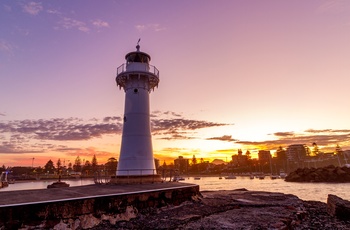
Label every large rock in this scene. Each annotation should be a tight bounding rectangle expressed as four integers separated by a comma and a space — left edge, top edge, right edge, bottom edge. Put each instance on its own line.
285, 165, 350, 182
91, 189, 350, 229
327, 194, 350, 221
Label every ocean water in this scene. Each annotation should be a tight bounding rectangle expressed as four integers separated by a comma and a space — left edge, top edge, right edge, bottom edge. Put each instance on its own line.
183, 176, 350, 203
1, 177, 349, 203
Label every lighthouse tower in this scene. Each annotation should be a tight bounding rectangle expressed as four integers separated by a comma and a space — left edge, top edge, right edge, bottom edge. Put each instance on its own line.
115, 42, 160, 182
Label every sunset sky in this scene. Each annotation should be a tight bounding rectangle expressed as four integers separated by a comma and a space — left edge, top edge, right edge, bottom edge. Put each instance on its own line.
1, 0, 350, 167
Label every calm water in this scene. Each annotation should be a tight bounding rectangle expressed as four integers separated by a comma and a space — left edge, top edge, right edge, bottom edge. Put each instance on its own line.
184, 176, 350, 203
0, 178, 94, 192
1, 177, 349, 203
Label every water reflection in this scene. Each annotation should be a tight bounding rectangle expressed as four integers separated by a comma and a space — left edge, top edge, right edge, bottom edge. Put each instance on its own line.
0, 178, 94, 192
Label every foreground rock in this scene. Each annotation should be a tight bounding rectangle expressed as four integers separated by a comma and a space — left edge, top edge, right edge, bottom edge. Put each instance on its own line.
91, 189, 350, 229
285, 165, 350, 182
327, 194, 350, 221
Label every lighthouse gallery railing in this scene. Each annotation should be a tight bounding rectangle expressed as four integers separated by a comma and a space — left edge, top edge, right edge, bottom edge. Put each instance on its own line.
116, 63, 159, 78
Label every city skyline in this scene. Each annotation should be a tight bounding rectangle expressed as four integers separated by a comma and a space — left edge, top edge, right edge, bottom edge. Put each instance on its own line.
1, 1, 350, 167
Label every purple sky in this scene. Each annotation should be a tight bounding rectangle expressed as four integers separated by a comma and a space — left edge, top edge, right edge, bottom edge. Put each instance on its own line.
1, 0, 350, 166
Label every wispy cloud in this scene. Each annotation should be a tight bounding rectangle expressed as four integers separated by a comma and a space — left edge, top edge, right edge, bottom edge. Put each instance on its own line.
304, 129, 350, 133
22, 1, 43, 15
316, 0, 350, 16
0, 117, 122, 154
64, 147, 113, 158
57, 17, 90, 33
0, 40, 17, 56
135, 23, 166, 32
0, 113, 5, 116
273, 132, 295, 137
206, 135, 237, 142
151, 111, 230, 140
46, 9, 61, 15
155, 147, 201, 159
0, 112, 230, 154
92, 19, 110, 28
236, 129, 350, 152
3, 4, 12, 12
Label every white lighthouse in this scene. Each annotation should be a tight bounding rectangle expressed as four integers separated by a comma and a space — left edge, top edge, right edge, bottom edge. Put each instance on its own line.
114, 42, 161, 182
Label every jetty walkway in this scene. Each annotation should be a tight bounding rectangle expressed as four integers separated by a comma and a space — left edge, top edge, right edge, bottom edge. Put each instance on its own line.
0, 182, 197, 207
0, 182, 199, 229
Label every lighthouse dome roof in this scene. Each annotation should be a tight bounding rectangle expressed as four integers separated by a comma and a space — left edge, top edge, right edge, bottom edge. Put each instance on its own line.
125, 44, 151, 64
125, 51, 151, 64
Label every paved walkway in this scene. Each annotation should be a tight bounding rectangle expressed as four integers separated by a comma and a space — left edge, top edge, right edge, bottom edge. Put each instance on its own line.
0, 182, 198, 207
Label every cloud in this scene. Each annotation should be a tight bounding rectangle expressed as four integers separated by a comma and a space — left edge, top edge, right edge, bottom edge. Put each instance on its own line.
0, 117, 123, 154
0, 141, 45, 154
3, 4, 12, 12
57, 17, 90, 32
103, 116, 121, 122
152, 117, 229, 140
46, 9, 61, 15
0, 40, 16, 56
156, 147, 201, 159
0, 113, 5, 116
215, 148, 236, 153
316, 0, 350, 14
64, 147, 113, 158
237, 130, 350, 152
304, 129, 350, 133
0, 112, 231, 155
206, 135, 237, 142
92, 19, 110, 28
150, 110, 230, 140
0, 117, 123, 143
135, 23, 166, 32
22, 1, 43, 15
273, 132, 295, 137
0, 113, 228, 144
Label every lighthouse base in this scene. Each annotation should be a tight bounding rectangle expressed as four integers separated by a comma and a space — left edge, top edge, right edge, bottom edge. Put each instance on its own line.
110, 174, 163, 184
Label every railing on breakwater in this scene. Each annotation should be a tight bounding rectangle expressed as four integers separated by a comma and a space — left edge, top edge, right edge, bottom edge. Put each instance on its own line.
93, 169, 182, 184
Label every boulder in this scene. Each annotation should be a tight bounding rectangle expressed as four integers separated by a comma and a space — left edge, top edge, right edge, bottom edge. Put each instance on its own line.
285, 165, 350, 183
89, 190, 350, 229
327, 194, 350, 221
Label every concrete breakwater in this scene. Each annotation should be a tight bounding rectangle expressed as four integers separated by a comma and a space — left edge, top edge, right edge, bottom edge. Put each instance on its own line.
0, 183, 199, 229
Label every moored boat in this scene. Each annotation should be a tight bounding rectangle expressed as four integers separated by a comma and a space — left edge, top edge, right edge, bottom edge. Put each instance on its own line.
225, 175, 236, 179
47, 181, 70, 189
258, 175, 265, 180
173, 176, 185, 182
270, 175, 279, 179
47, 176, 70, 189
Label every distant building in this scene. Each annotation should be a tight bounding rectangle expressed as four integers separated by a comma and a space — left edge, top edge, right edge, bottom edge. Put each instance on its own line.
231, 149, 248, 166
286, 144, 310, 162
258, 150, 271, 163
174, 156, 189, 173
343, 150, 350, 164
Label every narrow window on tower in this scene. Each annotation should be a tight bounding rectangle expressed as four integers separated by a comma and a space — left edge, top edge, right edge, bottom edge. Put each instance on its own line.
123, 116, 127, 122
134, 88, 138, 94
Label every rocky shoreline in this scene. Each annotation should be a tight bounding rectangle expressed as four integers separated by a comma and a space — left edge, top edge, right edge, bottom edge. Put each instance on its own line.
89, 189, 350, 230
285, 165, 350, 183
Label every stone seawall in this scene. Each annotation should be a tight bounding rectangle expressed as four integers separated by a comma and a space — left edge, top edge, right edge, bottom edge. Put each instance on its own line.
0, 184, 200, 229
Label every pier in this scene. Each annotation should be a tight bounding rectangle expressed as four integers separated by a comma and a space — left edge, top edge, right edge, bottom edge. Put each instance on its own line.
0, 182, 199, 229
